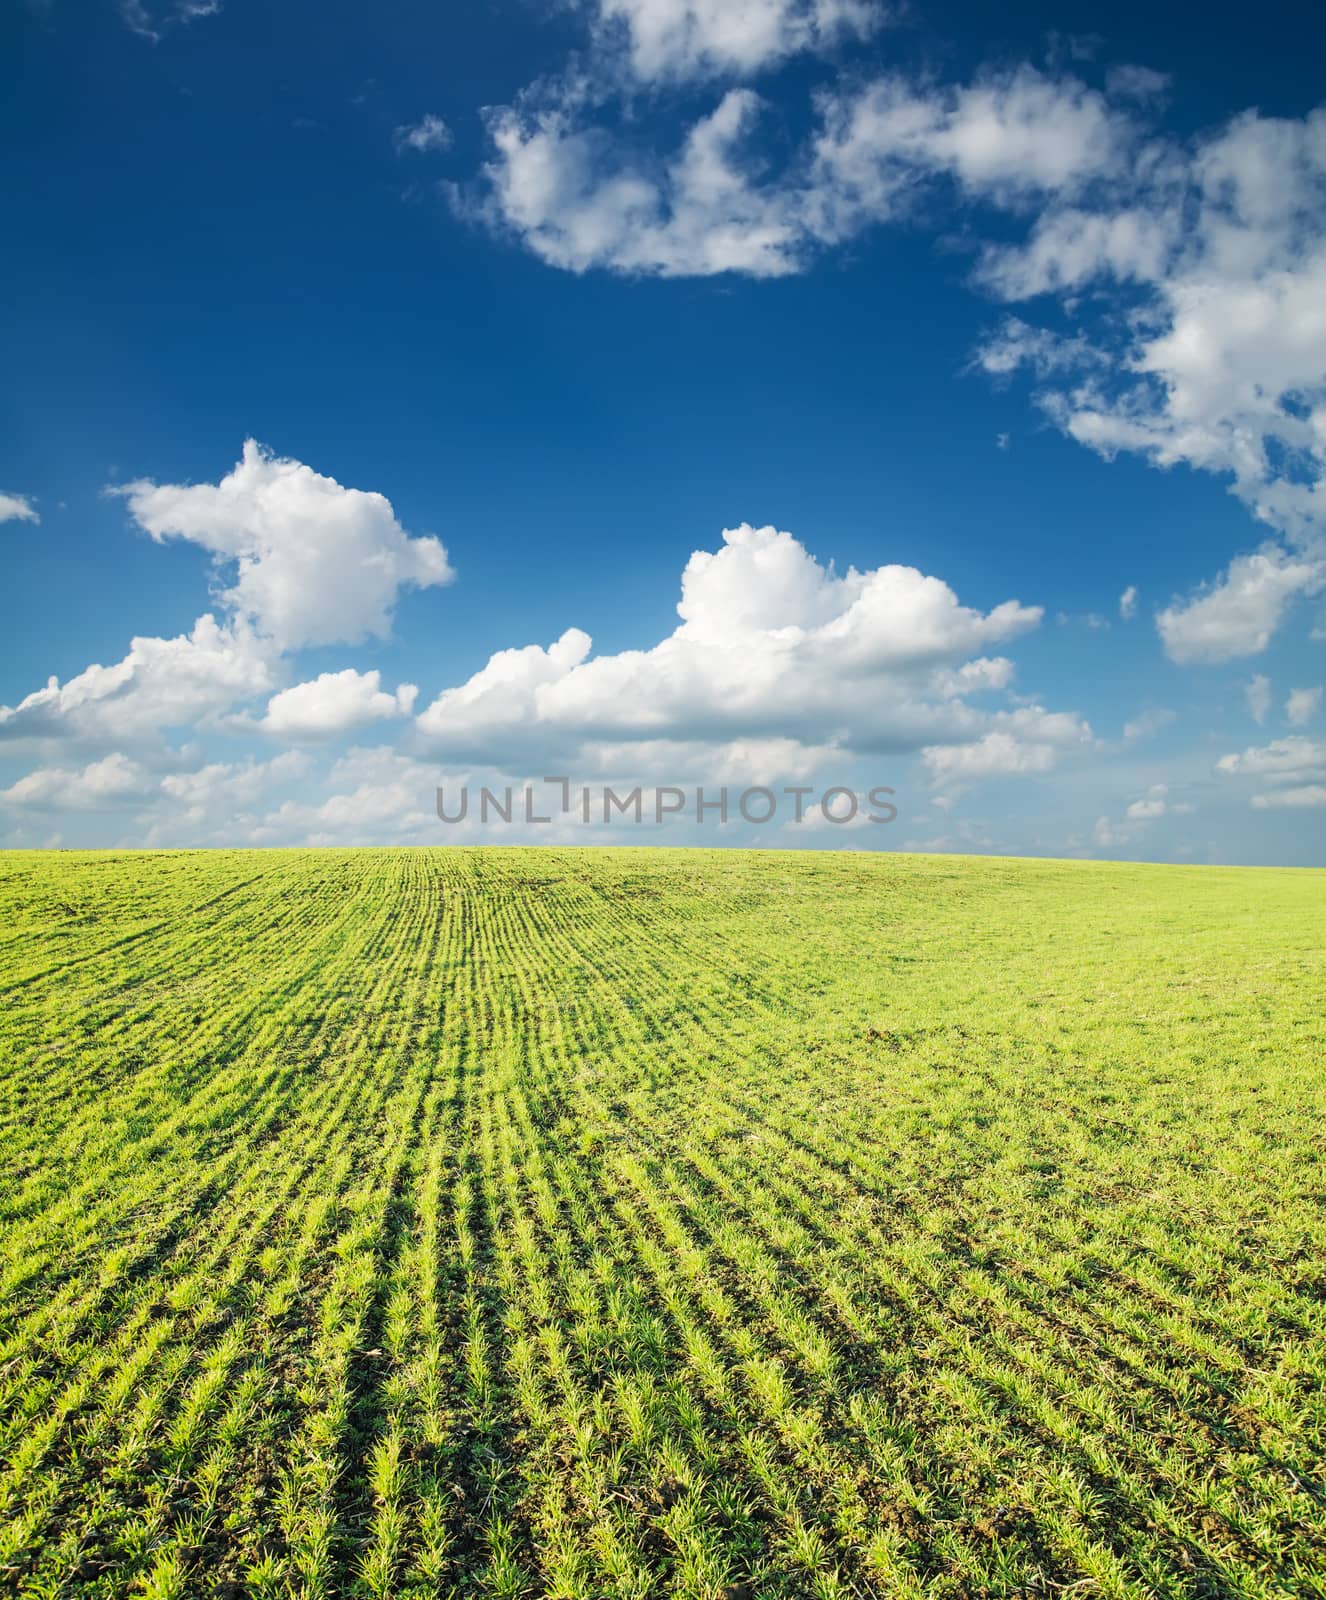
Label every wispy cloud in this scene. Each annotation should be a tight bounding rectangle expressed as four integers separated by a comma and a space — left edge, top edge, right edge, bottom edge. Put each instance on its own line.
394, 114, 453, 155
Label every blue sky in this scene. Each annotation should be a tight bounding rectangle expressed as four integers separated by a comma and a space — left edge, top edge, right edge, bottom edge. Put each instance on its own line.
3, 0, 1325, 862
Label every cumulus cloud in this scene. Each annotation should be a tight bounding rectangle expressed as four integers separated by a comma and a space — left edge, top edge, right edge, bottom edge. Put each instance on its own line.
975, 317, 1106, 379
1, 751, 314, 848
474, 90, 811, 278
0, 752, 153, 810
976, 205, 1174, 300
153, 751, 311, 839
1286, 686, 1322, 726
1126, 789, 1167, 820
1217, 735, 1326, 780
250, 747, 464, 848
416, 627, 593, 756
1104, 64, 1171, 103
1122, 706, 1175, 740
1251, 785, 1326, 809
1245, 673, 1273, 724
1091, 781, 1194, 848
1216, 736, 1326, 814
260, 669, 419, 740
920, 728, 1065, 788
0, 613, 277, 747
1092, 813, 1132, 848
1155, 546, 1325, 664
1119, 584, 1137, 620
116, 440, 454, 651
809, 66, 1130, 229
575, 734, 838, 787
984, 106, 1326, 655
0, 492, 39, 525
416, 523, 1057, 768
395, 114, 453, 154
468, 66, 1135, 278
1, 445, 451, 765
1124, 782, 1193, 820
592, 0, 883, 83
462, 4, 1326, 658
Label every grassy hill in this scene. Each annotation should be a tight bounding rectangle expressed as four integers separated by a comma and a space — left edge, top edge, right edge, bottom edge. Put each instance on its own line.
1, 847, 1323, 1599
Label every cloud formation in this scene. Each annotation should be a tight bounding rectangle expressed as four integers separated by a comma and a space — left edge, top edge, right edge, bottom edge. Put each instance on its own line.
116, 440, 454, 651
119, 0, 221, 43
1286, 686, 1322, 727
590, 0, 884, 83
1245, 674, 1272, 725
1217, 734, 1326, 809
0, 492, 39, 525
1, 444, 449, 752
261, 669, 419, 740
1155, 547, 1324, 665
395, 114, 453, 154
464, 10, 1326, 660
416, 522, 1061, 767
0, 751, 153, 810
980, 106, 1326, 656
472, 66, 1135, 279
0, 614, 276, 747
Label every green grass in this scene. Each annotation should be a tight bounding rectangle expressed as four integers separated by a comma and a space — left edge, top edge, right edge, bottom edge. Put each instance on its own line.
1, 846, 1323, 1600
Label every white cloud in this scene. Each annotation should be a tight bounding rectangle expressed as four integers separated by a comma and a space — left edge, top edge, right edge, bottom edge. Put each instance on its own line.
119, 0, 221, 42
417, 523, 1054, 765
975, 317, 1106, 377
1124, 782, 1193, 820
1155, 546, 1324, 664
1092, 814, 1132, 848
260, 669, 419, 740
1216, 735, 1326, 783
466, 13, 1326, 665
1119, 584, 1137, 620
936, 656, 1016, 695
1, 445, 454, 765
985, 106, 1326, 654
1122, 706, 1176, 740
1126, 793, 1166, 820
0, 752, 153, 810
811, 67, 1130, 231
395, 114, 453, 154
1089, 781, 1194, 846
470, 65, 1134, 279
592, 0, 883, 83
0, 613, 277, 747
574, 733, 839, 788
1245, 673, 1273, 724
797, 795, 879, 829
250, 747, 460, 847
0, 492, 39, 525
977, 206, 1175, 299
474, 90, 810, 278
153, 751, 311, 839
116, 440, 454, 651
920, 730, 1059, 787
1251, 784, 1326, 809
1104, 64, 1172, 103
417, 627, 593, 755
985, 105, 1326, 457
1286, 686, 1322, 726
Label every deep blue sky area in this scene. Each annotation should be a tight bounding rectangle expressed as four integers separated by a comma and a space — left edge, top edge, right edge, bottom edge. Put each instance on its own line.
2, 0, 1325, 860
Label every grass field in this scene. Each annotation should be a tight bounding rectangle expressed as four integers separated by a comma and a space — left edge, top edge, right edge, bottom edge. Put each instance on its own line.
1, 847, 1324, 1600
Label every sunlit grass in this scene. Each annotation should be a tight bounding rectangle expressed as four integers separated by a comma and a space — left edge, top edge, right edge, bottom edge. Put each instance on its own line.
0, 845, 1322, 1597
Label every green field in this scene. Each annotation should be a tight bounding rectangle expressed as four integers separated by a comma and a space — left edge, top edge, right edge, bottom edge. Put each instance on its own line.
1, 848, 1324, 1600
